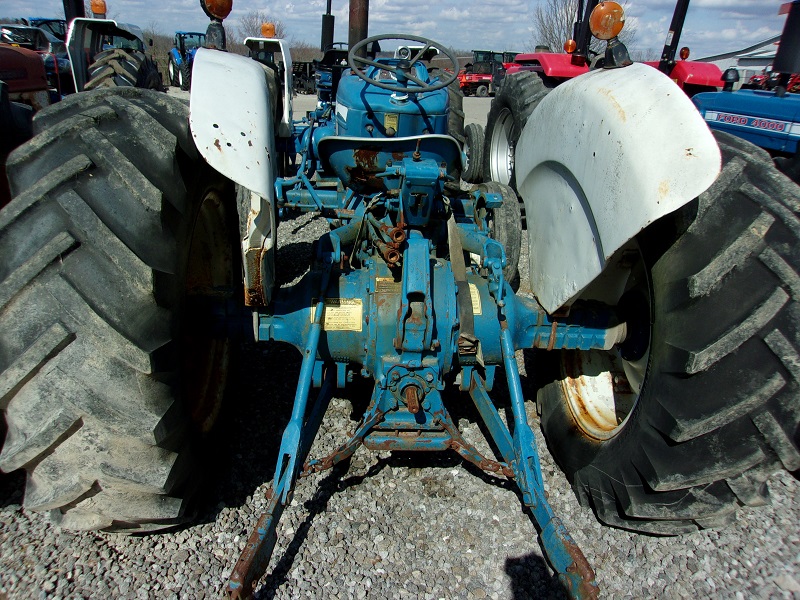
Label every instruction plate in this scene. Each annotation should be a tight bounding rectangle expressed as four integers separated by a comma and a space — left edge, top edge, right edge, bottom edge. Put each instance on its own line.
469, 283, 482, 315
384, 113, 399, 132
311, 298, 363, 331
375, 277, 400, 293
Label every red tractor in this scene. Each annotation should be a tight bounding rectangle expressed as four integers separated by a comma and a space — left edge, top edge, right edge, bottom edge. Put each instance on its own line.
458, 49, 519, 96
498, 0, 721, 96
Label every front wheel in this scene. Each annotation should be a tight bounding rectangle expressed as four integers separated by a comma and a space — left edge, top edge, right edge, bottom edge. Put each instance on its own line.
167, 56, 178, 87
0, 88, 239, 532
462, 123, 484, 184
540, 131, 800, 533
483, 72, 549, 190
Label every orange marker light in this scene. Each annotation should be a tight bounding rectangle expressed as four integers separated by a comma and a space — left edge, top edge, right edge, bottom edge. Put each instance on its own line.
202, 0, 233, 20
261, 22, 276, 38
564, 39, 577, 54
679, 46, 690, 60
90, 0, 107, 14
589, 1, 625, 41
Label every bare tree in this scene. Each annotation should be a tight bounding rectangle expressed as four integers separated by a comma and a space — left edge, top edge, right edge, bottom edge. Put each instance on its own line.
234, 10, 287, 44
531, 0, 635, 54
290, 40, 322, 63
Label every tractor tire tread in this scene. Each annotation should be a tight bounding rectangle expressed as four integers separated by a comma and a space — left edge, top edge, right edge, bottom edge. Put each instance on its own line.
179, 61, 191, 92
0, 88, 200, 532
462, 123, 484, 184
541, 131, 800, 533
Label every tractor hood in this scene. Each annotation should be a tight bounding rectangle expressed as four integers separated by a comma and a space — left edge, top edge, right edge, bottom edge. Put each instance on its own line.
335, 70, 450, 138
693, 88, 800, 154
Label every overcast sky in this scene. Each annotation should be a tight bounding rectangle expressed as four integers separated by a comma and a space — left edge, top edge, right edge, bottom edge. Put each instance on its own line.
4, 0, 788, 59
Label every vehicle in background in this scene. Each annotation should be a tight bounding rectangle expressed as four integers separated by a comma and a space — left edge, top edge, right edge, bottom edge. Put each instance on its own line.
0, 24, 74, 96
746, 67, 800, 92
458, 49, 519, 96
692, 0, 800, 182
22, 17, 68, 41
293, 62, 316, 94
167, 31, 205, 90
0, 45, 50, 207
503, 0, 721, 96
67, 18, 162, 91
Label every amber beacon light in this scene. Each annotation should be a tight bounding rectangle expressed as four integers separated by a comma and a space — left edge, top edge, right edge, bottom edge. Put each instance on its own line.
261, 22, 276, 38
589, 1, 626, 40
202, 0, 233, 20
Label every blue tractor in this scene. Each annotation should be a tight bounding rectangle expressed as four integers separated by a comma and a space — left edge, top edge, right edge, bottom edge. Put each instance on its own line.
692, 0, 800, 182
2, 1, 800, 598
167, 30, 205, 90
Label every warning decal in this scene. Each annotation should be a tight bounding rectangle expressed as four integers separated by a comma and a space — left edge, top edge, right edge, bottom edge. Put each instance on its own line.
311, 298, 363, 331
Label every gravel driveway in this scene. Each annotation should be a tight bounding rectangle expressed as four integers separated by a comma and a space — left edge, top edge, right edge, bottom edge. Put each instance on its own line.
1, 91, 799, 600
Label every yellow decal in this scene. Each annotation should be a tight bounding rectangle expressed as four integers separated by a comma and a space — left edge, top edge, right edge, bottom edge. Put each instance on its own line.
384, 113, 399, 132
469, 283, 482, 315
311, 298, 363, 331
375, 277, 400, 293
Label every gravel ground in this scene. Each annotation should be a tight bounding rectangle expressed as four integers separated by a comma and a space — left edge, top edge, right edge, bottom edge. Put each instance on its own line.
2, 90, 799, 599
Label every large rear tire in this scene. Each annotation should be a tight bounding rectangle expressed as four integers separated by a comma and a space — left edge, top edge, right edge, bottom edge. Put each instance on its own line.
85, 49, 144, 90
0, 88, 239, 532
539, 131, 800, 534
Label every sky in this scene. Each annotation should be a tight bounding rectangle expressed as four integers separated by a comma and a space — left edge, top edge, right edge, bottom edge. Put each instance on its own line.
4, 0, 788, 59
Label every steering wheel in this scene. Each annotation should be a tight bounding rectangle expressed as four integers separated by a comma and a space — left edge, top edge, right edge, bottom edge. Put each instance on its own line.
348, 33, 460, 93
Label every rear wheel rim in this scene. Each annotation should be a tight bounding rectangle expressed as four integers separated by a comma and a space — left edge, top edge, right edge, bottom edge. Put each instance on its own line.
488, 108, 514, 185
559, 243, 652, 440
184, 188, 234, 433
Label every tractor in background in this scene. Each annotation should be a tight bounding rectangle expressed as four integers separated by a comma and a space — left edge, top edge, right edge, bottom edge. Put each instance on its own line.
692, 0, 800, 182
484, 0, 723, 203
0, 23, 74, 97
167, 31, 206, 90
22, 17, 67, 41
1, 0, 799, 599
458, 49, 520, 97
500, 0, 721, 96
65, 0, 162, 92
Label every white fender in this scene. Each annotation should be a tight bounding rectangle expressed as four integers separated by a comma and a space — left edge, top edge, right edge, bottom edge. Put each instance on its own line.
190, 48, 277, 305
190, 48, 276, 199
515, 62, 721, 314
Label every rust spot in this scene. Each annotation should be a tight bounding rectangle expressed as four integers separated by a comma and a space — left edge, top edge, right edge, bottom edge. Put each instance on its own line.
562, 534, 599, 599
403, 385, 421, 414
214, 139, 222, 151
354, 147, 379, 170
658, 180, 669, 201
546, 320, 558, 351
598, 88, 626, 123
244, 249, 265, 307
